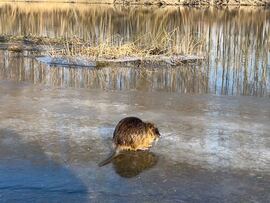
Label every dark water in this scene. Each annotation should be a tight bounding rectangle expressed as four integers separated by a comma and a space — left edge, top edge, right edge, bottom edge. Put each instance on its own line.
0, 3, 270, 202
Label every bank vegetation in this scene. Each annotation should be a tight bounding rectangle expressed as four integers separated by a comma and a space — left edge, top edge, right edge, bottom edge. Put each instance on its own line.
2, 0, 270, 6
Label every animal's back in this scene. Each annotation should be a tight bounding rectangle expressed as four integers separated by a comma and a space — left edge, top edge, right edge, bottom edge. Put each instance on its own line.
99, 117, 160, 167
113, 117, 148, 149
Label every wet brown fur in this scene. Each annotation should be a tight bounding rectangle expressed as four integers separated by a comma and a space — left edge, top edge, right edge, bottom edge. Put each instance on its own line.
113, 117, 160, 151
99, 117, 160, 167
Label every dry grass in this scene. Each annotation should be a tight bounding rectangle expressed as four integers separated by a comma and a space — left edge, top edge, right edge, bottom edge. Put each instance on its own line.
47, 29, 205, 59
1, 0, 269, 5
0, 29, 205, 59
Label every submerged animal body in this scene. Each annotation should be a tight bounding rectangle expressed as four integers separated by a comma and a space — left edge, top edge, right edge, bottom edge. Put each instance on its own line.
99, 117, 160, 167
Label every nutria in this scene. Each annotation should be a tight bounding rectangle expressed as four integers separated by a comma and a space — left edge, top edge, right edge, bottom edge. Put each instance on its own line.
98, 117, 160, 167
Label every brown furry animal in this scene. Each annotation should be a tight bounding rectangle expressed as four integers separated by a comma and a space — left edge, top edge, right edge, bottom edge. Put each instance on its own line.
99, 117, 160, 167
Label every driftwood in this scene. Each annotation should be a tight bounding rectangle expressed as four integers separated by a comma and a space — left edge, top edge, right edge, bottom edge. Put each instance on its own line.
36, 56, 97, 67
36, 55, 204, 68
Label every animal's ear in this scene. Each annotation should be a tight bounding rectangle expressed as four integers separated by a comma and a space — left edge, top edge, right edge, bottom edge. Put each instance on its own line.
146, 122, 155, 130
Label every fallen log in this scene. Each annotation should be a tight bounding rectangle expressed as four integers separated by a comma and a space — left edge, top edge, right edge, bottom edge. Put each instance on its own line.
36, 55, 204, 68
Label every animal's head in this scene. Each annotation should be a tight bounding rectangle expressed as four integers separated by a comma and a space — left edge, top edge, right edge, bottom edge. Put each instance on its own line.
146, 122, 161, 140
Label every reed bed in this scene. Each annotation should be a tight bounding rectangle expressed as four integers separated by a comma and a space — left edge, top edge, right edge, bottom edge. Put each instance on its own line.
46, 29, 205, 59
1, 0, 269, 5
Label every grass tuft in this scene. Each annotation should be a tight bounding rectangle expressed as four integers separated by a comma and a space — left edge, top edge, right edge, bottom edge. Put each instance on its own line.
47, 29, 205, 59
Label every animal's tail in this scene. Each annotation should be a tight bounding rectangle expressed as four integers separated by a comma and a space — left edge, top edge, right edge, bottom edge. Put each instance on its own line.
98, 149, 119, 167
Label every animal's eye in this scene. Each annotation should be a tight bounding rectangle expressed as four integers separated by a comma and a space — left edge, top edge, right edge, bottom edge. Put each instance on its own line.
155, 128, 160, 135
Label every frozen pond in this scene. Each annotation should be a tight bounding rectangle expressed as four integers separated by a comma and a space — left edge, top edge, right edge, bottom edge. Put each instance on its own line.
0, 2, 270, 202
0, 80, 270, 202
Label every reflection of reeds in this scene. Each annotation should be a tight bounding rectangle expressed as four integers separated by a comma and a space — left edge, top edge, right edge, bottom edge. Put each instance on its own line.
0, 50, 268, 96
0, 4, 269, 96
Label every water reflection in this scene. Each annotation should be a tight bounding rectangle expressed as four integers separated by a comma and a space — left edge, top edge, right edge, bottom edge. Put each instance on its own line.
112, 151, 158, 178
0, 50, 268, 96
1, 4, 269, 43
0, 3, 269, 96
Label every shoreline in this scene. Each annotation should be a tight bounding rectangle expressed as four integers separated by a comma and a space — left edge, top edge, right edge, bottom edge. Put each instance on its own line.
35, 55, 204, 68
1, 0, 269, 6
0, 35, 205, 68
